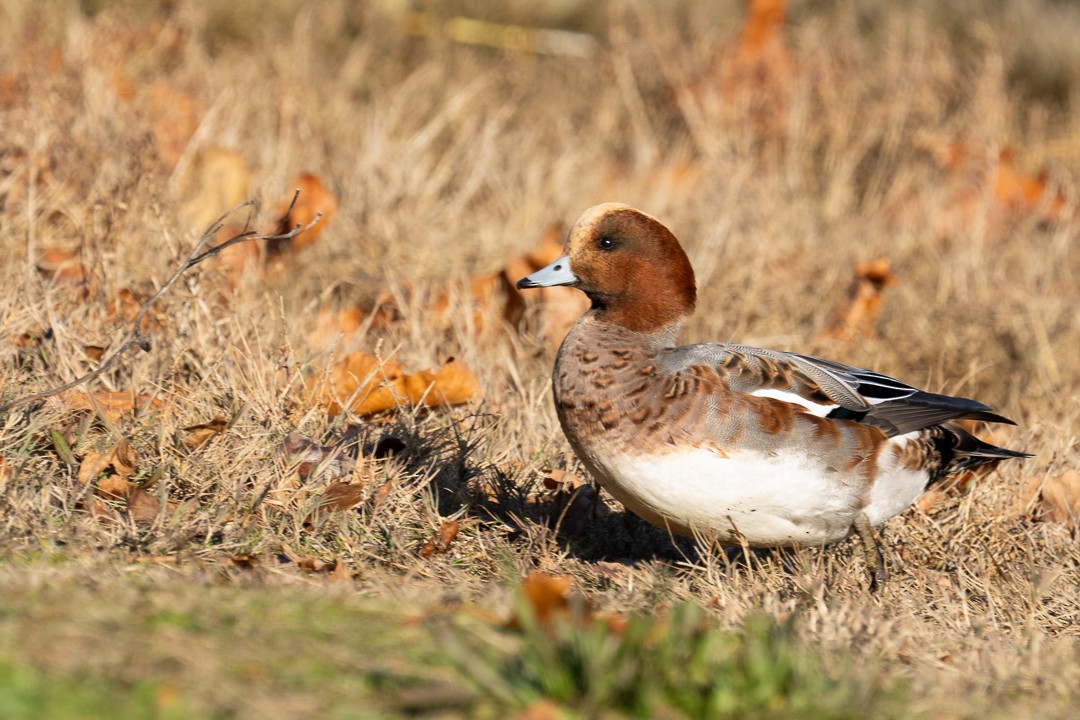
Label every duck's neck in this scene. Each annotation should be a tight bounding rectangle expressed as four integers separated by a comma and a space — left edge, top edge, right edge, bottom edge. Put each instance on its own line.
578, 310, 683, 352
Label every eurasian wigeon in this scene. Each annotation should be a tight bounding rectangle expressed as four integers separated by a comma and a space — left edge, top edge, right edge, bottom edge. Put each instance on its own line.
517, 203, 1029, 589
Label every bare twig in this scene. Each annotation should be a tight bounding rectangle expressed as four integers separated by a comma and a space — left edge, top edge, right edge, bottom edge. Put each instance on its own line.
0, 193, 320, 414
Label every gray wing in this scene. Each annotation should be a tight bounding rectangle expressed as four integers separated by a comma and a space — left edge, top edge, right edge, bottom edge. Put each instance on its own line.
656, 343, 1015, 436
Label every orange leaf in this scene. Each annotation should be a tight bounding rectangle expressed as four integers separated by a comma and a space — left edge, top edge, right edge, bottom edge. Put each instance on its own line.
1022, 470, 1080, 526
371, 477, 395, 515
177, 147, 252, 234
517, 572, 586, 627
821, 257, 897, 342
60, 391, 167, 423
36, 248, 87, 285
296, 557, 339, 574
418, 520, 461, 558
148, 83, 199, 170
312, 353, 478, 417
272, 173, 338, 253
127, 488, 160, 524
319, 481, 365, 512
402, 358, 480, 408
107, 288, 165, 332
227, 554, 259, 570
78, 439, 139, 500
312, 352, 405, 416
182, 417, 228, 450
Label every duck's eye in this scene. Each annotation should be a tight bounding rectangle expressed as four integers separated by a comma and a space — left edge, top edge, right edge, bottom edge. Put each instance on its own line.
597, 236, 616, 251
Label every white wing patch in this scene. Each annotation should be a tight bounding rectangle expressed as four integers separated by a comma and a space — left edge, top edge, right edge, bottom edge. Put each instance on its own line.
749, 388, 839, 417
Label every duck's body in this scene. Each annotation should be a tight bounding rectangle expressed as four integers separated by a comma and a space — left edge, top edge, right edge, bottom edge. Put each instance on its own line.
518, 203, 1029, 583
554, 314, 998, 546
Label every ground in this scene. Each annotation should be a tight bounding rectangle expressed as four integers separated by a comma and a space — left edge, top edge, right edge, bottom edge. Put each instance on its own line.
0, 1, 1078, 717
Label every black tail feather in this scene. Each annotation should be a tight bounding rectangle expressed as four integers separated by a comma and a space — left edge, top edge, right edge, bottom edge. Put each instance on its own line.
928, 422, 1031, 485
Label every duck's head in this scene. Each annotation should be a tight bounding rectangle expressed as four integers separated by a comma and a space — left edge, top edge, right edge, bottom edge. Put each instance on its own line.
517, 203, 696, 334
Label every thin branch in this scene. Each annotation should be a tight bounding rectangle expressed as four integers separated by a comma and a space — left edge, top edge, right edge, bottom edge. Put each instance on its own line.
0, 193, 319, 414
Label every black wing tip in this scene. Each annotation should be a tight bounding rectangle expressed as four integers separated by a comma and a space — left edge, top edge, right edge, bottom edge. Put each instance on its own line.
960, 410, 1018, 427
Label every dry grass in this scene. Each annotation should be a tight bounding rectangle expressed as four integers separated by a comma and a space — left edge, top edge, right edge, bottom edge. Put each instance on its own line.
1, 0, 1079, 717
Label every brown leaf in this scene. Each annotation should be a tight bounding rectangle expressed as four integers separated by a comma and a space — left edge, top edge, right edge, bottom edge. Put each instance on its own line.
36, 247, 88, 285
319, 481, 364, 512
670, 0, 795, 134
227, 554, 259, 570
60, 391, 168, 423
515, 700, 560, 720
308, 306, 367, 349
513, 572, 593, 628
1022, 470, 1080, 526
77, 439, 140, 501
821, 257, 898, 342
328, 558, 351, 583
177, 147, 252, 236
402, 358, 480, 408
127, 488, 160, 524
271, 173, 338, 253
914, 488, 946, 515
311, 352, 405, 417
296, 557, 339, 574
107, 288, 165, 332
148, 83, 199, 170
311, 353, 478, 417
182, 417, 228, 450
0, 456, 10, 486
418, 520, 461, 558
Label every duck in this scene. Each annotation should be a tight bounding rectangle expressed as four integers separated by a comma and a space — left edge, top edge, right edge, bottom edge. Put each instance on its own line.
517, 203, 1029, 589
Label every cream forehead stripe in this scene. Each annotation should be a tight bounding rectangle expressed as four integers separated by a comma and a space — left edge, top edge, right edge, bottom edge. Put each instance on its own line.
569, 203, 664, 238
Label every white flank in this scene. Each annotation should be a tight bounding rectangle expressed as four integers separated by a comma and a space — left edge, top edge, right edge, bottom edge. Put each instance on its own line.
595, 439, 930, 546
862, 434, 928, 526
749, 388, 839, 417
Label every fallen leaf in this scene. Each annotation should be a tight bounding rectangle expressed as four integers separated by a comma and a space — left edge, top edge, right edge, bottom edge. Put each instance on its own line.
148, 83, 199, 170
60, 391, 168, 423
821, 257, 897, 342
516, 571, 586, 627
328, 557, 351, 583
671, 0, 795, 134
106, 288, 165, 333
36, 248, 88, 285
311, 353, 478, 417
227, 554, 259, 570
319, 481, 365, 511
897, 142, 1072, 238
1021, 470, 1080, 526
515, 700, 560, 720
270, 172, 338, 253
296, 557, 340, 574
418, 520, 460, 558
0, 456, 10, 486
176, 147, 252, 237
182, 417, 228, 450
914, 488, 947, 515
127, 487, 160, 524
77, 439, 140, 501
402, 358, 480, 407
